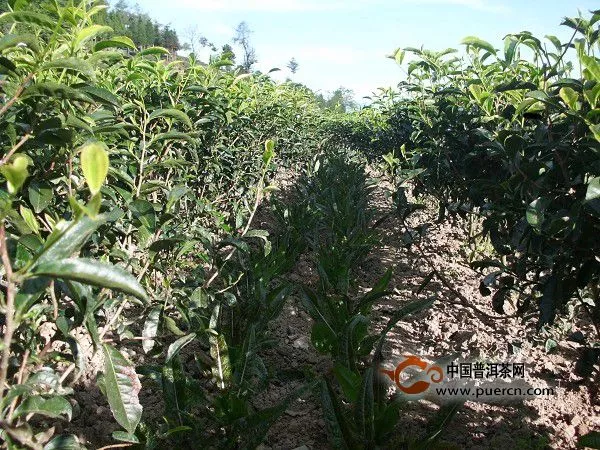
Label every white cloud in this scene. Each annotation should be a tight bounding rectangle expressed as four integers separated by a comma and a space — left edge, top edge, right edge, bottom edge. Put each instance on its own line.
208, 24, 235, 37
294, 46, 369, 65
405, 0, 509, 13
163, 0, 508, 13
252, 44, 372, 72
252, 43, 398, 101
169, 0, 346, 12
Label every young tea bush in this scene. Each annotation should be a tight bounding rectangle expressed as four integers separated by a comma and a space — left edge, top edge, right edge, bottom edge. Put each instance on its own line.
0, 1, 335, 447
383, 13, 600, 349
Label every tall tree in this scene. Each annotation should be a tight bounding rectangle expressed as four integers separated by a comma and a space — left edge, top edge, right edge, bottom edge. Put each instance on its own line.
221, 44, 236, 63
287, 57, 299, 74
322, 87, 357, 113
100, 0, 182, 51
163, 26, 180, 52
0, 0, 182, 53
210, 44, 237, 70
233, 21, 256, 72
0, 0, 76, 15
184, 25, 215, 55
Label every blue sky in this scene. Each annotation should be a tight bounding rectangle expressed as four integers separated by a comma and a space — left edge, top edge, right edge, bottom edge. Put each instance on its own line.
134, 0, 598, 100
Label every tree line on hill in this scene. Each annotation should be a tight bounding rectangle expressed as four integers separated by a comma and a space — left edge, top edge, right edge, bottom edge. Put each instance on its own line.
0, 0, 181, 51
0, 0, 359, 111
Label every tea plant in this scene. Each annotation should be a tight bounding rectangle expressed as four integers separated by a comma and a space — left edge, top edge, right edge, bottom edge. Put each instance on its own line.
283, 154, 384, 370
1, 0, 596, 448
0, 1, 336, 447
385, 12, 600, 345
285, 155, 454, 448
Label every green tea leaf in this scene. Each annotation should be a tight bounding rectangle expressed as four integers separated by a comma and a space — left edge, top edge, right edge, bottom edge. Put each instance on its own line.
539, 275, 559, 326
129, 200, 156, 232
142, 307, 162, 354
166, 333, 196, 363
392, 48, 406, 65
44, 435, 85, 450
590, 124, 600, 143
263, 139, 275, 165
581, 54, 600, 81
20, 205, 39, 235
23, 82, 94, 103
579, 431, 600, 449
32, 258, 147, 301
166, 184, 188, 212
503, 35, 518, 65
585, 176, 600, 215
28, 182, 53, 213
559, 87, 579, 110
149, 131, 196, 145
102, 345, 143, 434
232, 73, 252, 85
492, 288, 509, 314
0, 11, 55, 29
94, 36, 136, 52
148, 108, 192, 129
41, 58, 95, 80
1, 154, 31, 194
8, 0, 30, 11
80, 142, 110, 196
138, 46, 169, 57
13, 395, 72, 420
34, 213, 107, 266
112, 431, 141, 443
545, 34, 562, 52
526, 197, 549, 231
0, 33, 39, 53
545, 338, 558, 353
461, 36, 496, 54
74, 24, 113, 50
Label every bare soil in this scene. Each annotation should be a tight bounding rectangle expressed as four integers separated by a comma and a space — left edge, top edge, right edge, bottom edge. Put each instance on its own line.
256, 170, 599, 450
60, 168, 599, 449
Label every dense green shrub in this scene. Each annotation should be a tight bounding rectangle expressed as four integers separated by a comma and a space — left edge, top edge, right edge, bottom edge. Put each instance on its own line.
0, 1, 597, 448
0, 1, 333, 447
383, 13, 600, 336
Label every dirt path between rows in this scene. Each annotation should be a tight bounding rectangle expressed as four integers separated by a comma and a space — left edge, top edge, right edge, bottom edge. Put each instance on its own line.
58, 166, 598, 449
258, 169, 599, 450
